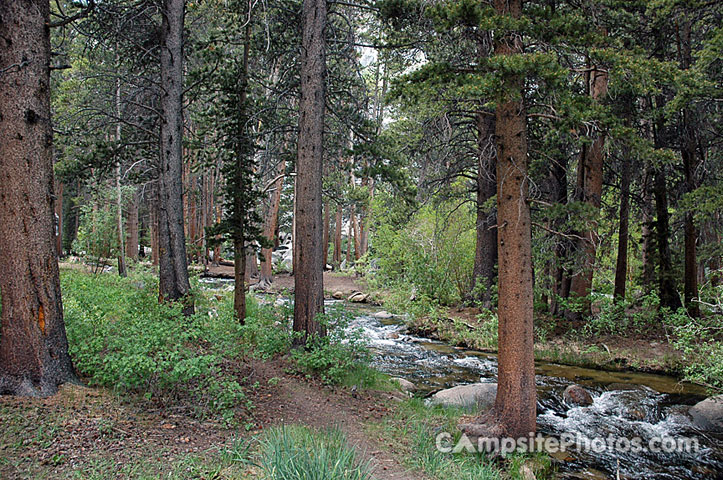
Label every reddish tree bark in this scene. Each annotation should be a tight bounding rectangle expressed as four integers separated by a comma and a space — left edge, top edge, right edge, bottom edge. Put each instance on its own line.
293, 0, 327, 345
461, 0, 535, 440
0, 0, 76, 396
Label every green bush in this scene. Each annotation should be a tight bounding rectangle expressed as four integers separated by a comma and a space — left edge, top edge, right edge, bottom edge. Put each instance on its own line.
61, 269, 249, 422
292, 305, 371, 385
259, 425, 373, 480
371, 200, 476, 307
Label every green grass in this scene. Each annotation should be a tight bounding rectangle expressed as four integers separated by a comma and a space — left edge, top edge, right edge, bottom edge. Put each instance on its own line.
258, 425, 372, 480
367, 398, 552, 480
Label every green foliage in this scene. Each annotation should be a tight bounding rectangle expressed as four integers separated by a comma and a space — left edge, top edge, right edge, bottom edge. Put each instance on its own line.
61, 269, 249, 423
259, 426, 373, 480
292, 306, 371, 385
371, 200, 476, 307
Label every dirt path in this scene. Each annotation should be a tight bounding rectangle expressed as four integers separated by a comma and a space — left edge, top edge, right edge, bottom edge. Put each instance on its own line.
249, 358, 423, 480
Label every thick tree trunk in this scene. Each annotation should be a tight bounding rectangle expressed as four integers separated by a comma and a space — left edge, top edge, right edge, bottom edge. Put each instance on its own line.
613, 154, 630, 301
293, 0, 327, 345
126, 190, 139, 260
0, 0, 76, 396
462, 0, 535, 440
470, 112, 497, 308
158, 0, 193, 314
567, 64, 608, 322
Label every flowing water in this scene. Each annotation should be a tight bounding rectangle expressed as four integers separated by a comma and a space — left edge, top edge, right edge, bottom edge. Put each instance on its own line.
200, 280, 722, 479
346, 305, 723, 480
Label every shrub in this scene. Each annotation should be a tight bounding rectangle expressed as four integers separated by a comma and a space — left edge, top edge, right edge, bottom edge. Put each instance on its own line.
292, 305, 371, 384
61, 269, 249, 422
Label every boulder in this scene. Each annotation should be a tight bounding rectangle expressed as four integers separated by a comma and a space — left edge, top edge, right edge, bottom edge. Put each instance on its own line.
392, 378, 416, 392
348, 292, 368, 303
689, 395, 723, 432
430, 383, 497, 410
373, 311, 394, 319
563, 385, 594, 407
385, 332, 400, 340
332, 291, 345, 300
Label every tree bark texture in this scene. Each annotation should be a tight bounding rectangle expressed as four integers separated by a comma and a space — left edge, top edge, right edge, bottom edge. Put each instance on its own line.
463, 0, 535, 439
158, 0, 193, 314
0, 0, 76, 396
293, 0, 327, 344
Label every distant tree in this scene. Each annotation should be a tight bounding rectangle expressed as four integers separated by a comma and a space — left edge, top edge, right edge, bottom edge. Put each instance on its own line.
0, 0, 76, 396
294, 0, 328, 345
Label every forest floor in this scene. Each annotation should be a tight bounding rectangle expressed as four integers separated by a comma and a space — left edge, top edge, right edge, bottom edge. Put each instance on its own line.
0, 356, 422, 480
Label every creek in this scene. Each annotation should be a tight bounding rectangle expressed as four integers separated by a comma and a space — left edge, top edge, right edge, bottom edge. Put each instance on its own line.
347, 303, 722, 480
199, 278, 721, 479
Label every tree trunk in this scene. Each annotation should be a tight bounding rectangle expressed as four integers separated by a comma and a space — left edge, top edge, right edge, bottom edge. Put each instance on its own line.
654, 167, 683, 310
323, 202, 330, 267
346, 206, 354, 264
641, 165, 655, 290
293, 0, 327, 345
115, 61, 126, 278
231, 22, 252, 322
679, 19, 700, 317
462, 0, 535, 440
55, 180, 64, 257
333, 204, 343, 267
126, 190, 139, 260
158, 0, 193, 314
260, 160, 285, 286
567, 64, 608, 322
613, 154, 630, 301
234, 239, 247, 322
550, 153, 569, 316
0, 0, 76, 396
470, 112, 497, 308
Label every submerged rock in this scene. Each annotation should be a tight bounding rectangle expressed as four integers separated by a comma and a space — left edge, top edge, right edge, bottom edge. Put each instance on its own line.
689, 395, 723, 432
392, 377, 416, 392
373, 310, 394, 319
430, 383, 497, 410
563, 385, 594, 407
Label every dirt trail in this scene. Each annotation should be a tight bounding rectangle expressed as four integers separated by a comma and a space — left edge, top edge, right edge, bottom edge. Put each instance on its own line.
249, 358, 424, 480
